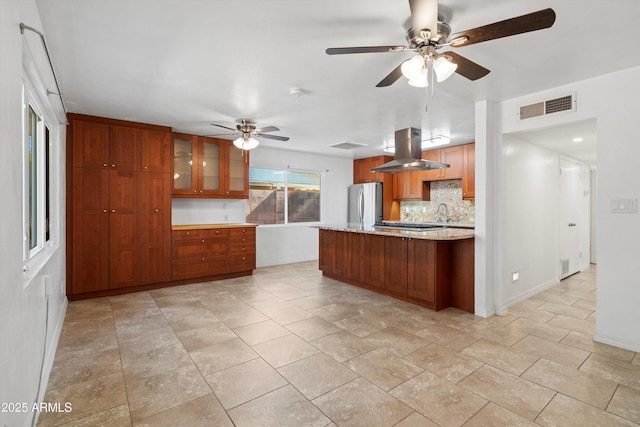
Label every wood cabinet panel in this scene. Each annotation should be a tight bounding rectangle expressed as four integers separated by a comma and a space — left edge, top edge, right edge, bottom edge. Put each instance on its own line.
109, 125, 141, 171
142, 129, 171, 173
384, 237, 408, 294
108, 170, 141, 289
319, 229, 335, 273
462, 143, 475, 200
73, 120, 109, 168
345, 233, 364, 282
363, 234, 385, 288
353, 156, 394, 220
393, 170, 428, 200
439, 146, 463, 179
421, 150, 443, 181
407, 239, 436, 303
71, 168, 110, 294
172, 256, 230, 280
141, 172, 171, 284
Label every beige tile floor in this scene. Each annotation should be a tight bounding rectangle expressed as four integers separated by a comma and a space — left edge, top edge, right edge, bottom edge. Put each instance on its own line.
38, 263, 640, 426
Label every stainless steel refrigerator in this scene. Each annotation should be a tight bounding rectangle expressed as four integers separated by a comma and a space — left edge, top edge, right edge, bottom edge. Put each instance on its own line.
348, 182, 383, 225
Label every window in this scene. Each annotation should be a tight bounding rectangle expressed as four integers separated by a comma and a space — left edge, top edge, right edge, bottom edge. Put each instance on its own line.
246, 168, 322, 225
23, 83, 52, 262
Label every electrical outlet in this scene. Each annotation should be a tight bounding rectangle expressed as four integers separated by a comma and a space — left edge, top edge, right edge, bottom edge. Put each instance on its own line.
511, 271, 519, 283
224, 215, 228, 222
422, 206, 426, 213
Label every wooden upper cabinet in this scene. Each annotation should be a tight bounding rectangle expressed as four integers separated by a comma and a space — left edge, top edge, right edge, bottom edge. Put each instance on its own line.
172, 133, 198, 195
224, 144, 249, 197
462, 143, 475, 200
393, 170, 428, 200
422, 146, 463, 180
73, 120, 110, 168
353, 156, 392, 184
141, 129, 171, 173
198, 137, 224, 196
109, 125, 141, 171
172, 133, 249, 198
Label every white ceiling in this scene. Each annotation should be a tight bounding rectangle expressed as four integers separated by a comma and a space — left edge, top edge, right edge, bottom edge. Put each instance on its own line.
36, 0, 640, 161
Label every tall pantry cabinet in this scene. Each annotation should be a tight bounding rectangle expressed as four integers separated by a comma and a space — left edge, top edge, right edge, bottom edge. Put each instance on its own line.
67, 114, 172, 296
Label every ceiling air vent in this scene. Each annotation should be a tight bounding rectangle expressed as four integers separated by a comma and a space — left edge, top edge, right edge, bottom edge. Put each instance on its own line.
519, 93, 576, 120
329, 142, 367, 150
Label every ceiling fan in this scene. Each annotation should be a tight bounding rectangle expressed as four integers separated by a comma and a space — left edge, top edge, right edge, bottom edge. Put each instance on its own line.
210, 119, 289, 150
326, 0, 556, 88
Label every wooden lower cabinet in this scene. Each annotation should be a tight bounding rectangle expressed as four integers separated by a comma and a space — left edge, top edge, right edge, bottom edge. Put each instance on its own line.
384, 237, 408, 294
171, 226, 256, 281
363, 234, 385, 288
319, 229, 474, 313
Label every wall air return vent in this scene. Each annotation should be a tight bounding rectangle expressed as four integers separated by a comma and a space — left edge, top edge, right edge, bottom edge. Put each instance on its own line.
519, 93, 576, 120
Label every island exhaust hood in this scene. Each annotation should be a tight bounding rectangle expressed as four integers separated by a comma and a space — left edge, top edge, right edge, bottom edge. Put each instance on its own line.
371, 128, 449, 173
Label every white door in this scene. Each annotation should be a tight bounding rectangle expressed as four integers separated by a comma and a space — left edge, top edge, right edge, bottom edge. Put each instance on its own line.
559, 158, 589, 278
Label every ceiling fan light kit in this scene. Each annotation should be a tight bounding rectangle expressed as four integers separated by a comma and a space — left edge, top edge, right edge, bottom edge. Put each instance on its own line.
326, 0, 556, 88
210, 118, 290, 151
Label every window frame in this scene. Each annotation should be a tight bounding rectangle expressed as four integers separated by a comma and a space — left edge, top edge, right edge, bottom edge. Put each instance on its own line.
22, 79, 55, 266
247, 167, 324, 226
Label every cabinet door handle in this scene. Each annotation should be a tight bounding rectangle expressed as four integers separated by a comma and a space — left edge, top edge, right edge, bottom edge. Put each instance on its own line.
103, 209, 107, 213
103, 163, 108, 167
111, 209, 116, 213
216, 230, 220, 234
242, 247, 245, 251
111, 164, 116, 168
242, 238, 246, 242
242, 229, 246, 233
154, 209, 159, 213
143, 166, 148, 170
201, 258, 205, 261
186, 231, 190, 235
201, 239, 205, 243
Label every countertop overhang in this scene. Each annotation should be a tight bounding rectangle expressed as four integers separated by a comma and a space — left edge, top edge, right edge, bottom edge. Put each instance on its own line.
314, 223, 474, 241
172, 223, 258, 231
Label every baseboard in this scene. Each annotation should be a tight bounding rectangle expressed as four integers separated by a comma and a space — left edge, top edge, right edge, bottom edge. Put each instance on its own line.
257, 256, 318, 268
504, 277, 561, 308
37, 297, 67, 404
593, 332, 640, 353
474, 307, 495, 318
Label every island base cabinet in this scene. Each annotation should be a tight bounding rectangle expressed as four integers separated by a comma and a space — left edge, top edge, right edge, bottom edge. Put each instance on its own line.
318, 228, 474, 313
407, 239, 450, 310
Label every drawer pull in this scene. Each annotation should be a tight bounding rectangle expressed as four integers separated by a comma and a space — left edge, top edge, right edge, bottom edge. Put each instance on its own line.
201, 239, 205, 243
201, 258, 205, 261
242, 229, 246, 233
242, 238, 246, 242
186, 231, 190, 235
216, 230, 220, 234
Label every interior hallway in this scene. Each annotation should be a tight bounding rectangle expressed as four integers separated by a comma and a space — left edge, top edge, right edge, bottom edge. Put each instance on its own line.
38, 263, 640, 426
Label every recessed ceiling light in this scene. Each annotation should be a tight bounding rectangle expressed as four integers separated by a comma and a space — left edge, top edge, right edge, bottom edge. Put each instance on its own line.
573, 137, 583, 142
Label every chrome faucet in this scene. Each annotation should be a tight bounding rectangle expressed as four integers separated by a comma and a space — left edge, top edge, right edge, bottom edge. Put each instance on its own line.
436, 203, 450, 223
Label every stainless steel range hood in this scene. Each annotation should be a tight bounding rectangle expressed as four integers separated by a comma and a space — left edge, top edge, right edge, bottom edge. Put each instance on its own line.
371, 128, 449, 173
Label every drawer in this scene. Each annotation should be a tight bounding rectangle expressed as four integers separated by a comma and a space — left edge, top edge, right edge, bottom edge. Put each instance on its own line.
230, 240, 256, 254
172, 256, 230, 280
172, 229, 202, 240
172, 237, 229, 260
230, 253, 256, 273
201, 228, 231, 238
230, 227, 256, 239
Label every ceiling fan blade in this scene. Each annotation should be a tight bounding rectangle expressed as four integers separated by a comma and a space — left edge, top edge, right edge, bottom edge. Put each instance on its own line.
258, 134, 289, 142
445, 52, 490, 80
376, 62, 405, 87
409, 0, 438, 37
449, 8, 556, 47
254, 126, 279, 133
326, 46, 407, 55
211, 123, 237, 132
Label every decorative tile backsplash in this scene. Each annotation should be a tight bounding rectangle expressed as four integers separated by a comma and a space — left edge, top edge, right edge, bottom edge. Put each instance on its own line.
400, 180, 475, 224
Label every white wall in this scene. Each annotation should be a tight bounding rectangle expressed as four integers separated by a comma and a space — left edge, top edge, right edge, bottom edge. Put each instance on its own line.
502, 135, 561, 305
250, 146, 353, 267
500, 65, 640, 352
172, 198, 246, 225
1, 1, 68, 426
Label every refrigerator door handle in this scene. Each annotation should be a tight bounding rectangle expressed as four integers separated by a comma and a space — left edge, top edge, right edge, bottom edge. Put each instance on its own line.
359, 187, 364, 223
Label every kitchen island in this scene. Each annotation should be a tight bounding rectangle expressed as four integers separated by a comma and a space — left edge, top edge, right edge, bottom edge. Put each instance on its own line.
316, 224, 475, 313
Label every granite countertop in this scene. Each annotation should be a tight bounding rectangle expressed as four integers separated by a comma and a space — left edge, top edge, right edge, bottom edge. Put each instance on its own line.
172, 223, 258, 231
314, 223, 474, 241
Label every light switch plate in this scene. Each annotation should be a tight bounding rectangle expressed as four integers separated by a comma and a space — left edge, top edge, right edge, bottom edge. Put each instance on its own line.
611, 198, 638, 213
